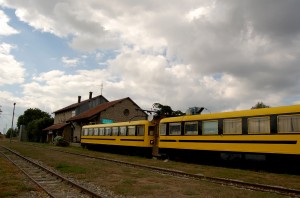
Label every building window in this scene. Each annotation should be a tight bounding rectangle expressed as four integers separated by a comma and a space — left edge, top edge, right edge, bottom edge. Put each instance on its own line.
72, 110, 75, 117
169, 123, 181, 135
223, 119, 242, 134
248, 117, 270, 134
185, 121, 198, 135
203, 120, 218, 135
278, 115, 300, 133
123, 109, 130, 116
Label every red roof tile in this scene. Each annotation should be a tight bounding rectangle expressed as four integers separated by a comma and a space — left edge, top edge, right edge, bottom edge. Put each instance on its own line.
43, 123, 69, 131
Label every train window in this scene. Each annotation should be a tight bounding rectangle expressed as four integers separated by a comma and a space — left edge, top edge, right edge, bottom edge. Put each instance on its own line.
203, 121, 218, 135
128, 126, 136, 136
223, 119, 242, 134
160, 123, 167, 135
83, 128, 89, 136
112, 127, 119, 136
99, 128, 105, 136
278, 115, 300, 133
148, 126, 154, 136
248, 117, 270, 134
94, 128, 99, 136
105, 127, 112, 136
120, 126, 127, 136
88, 128, 93, 136
185, 122, 198, 135
169, 123, 181, 135
137, 125, 145, 136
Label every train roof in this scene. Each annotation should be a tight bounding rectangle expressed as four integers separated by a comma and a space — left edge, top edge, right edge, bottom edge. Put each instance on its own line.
160, 104, 300, 123
82, 120, 154, 128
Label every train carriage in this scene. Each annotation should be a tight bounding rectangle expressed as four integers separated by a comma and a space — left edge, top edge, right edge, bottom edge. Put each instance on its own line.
158, 104, 300, 156
81, 120, 156, 154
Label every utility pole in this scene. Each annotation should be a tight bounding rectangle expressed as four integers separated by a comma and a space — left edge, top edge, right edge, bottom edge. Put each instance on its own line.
0, 105, 2, 134
10, 103, 16, 143
100, 82, 104, 95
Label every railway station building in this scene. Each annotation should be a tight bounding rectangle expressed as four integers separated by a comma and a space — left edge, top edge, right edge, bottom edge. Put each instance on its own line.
43, 92, 147, 143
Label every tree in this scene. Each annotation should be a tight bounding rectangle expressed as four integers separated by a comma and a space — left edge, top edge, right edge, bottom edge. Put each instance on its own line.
251, 102, 270, 109
17, 108, 51, 128
153, 103, 184, 117
5, 128, 18, 138
17, 108, 53, 142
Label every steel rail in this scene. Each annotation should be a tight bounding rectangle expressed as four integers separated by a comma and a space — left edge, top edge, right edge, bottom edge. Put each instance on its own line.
0, 145, 102, 198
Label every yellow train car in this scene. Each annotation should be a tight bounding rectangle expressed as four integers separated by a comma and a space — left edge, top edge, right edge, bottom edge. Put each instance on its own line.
158, 104, 300, 156
81, 120, 156, 149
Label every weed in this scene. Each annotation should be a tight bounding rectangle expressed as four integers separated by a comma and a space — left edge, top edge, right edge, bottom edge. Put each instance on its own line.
55, 162, 86, 173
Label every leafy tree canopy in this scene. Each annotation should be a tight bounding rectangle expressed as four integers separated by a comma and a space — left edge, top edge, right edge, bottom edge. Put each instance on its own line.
153, 103, 184, 117
17, 108, 51, 128
251, 102, 270, 109
17, 108, 53, 142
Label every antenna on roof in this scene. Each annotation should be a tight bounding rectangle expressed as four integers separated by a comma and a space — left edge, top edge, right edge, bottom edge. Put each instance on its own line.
100, 82, 104, 95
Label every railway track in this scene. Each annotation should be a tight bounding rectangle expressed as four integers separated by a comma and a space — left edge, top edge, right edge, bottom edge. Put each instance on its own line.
0, 145, 102, 198
24, 143, 300, 198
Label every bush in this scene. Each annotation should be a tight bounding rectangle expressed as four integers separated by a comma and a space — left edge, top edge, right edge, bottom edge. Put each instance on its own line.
53, 136, 69, 147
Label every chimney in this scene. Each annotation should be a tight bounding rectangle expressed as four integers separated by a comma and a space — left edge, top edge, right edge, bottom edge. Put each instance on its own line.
89, 92, 93, 99
78, 96, 81, 103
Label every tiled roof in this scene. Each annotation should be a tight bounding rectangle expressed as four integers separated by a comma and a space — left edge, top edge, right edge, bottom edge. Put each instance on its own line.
68, 98, 129, 122
54, 95, 108, 113
43, 123, 69, 131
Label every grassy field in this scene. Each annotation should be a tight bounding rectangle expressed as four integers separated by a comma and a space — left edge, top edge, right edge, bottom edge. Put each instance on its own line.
1, 139, 299, 197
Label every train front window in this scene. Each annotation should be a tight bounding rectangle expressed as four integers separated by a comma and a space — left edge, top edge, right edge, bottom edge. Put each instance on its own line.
112, 127, 119, 136
278, 115, 300, 133
160, 123, 167, 135
248, 117, 270, 134
203, 121, 218, 135
169, 123, 181, 135
185, 122, 198, 135
120, 126, 127, 136
223, 119, 242, 134
137, 125, 145, 136
128, 126, 136, 136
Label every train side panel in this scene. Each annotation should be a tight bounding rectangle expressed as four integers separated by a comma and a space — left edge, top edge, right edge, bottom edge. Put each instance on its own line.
81, 120, 155, 148
158, 104, 300, 156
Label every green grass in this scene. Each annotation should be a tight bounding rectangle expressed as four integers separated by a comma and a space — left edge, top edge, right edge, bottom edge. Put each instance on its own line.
55, 162, 87, 173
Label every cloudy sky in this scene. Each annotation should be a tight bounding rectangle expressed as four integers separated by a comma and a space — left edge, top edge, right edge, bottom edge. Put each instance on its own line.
1, 0, 300, 132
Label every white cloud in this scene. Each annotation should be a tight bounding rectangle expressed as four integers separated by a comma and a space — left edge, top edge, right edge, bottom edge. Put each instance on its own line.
0, 43, 25, 85
0, 0, 300, 124
0, 10, 19, 35
61, 56, 79, 68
